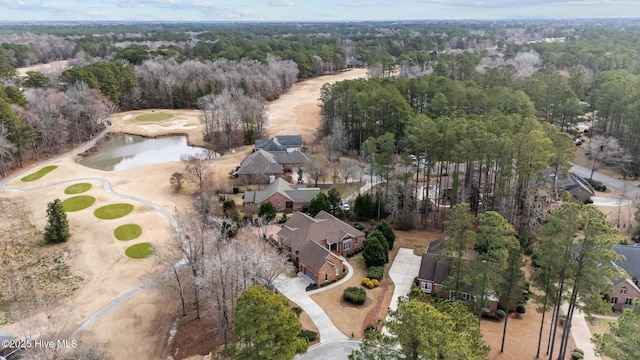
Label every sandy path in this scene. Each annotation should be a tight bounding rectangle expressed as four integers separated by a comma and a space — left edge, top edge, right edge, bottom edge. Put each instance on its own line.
0, 69, 368, 358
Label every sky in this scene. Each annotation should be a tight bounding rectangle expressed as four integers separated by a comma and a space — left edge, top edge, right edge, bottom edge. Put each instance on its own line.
0, 0, 639, 22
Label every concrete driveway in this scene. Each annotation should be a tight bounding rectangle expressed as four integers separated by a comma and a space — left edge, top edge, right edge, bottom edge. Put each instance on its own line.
388, 248, 422, 310
298, 340, 362, 360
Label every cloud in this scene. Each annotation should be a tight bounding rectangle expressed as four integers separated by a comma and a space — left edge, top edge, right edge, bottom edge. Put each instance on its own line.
260, 0, 294, 6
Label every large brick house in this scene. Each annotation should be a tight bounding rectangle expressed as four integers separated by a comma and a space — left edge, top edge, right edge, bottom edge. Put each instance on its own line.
273, 211, 365, 285
243, 177, 320, 213
608, 244, 640, 311
417, 238, 499, 313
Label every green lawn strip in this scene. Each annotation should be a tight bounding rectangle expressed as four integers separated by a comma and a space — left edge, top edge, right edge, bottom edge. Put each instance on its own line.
20, 165, 58, 182
94, 204, 134, 220
62, 195, 96, 212
64, 183, 92, 194
134, 112, 174, 122
125, 242, 156, 259
114, 224, 142, 241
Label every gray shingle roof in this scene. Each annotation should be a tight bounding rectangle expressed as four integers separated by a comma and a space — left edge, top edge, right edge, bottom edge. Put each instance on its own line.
274, 151, 310, 164
612, 244, 640, 277
238, 149, 284, 175
255, 135, 302, 152
244, 178, 320, 204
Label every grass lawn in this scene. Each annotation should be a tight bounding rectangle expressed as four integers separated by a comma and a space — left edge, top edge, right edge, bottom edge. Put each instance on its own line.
20, 165, 58, 182
125, 242, 156, 259
114, 224, 142, 241
64, 183, 92, 194
62, 195, 96, 212
94, 203, 134, 220
135, 112, 174, 122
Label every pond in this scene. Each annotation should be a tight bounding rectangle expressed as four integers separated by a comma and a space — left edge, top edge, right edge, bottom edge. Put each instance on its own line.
78, 134, 218, 171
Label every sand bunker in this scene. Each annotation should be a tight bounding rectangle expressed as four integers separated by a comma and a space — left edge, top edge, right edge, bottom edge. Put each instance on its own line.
139, 119, 197, 133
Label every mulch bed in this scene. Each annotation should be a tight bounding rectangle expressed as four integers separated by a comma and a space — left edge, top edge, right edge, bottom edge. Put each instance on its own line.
361, 281, 391, 336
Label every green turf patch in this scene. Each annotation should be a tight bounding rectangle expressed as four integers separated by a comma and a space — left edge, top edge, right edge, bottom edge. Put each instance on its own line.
64, 183, 92, 194
125, 242, 156, 259
20, 165, 58, 182
62, 195, 96, 212
94, 203, 134, 220
114, 224, 142, 241
134, 112, 174, 122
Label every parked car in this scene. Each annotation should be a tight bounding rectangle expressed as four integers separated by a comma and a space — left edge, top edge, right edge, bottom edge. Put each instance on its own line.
342, 203, 351, 212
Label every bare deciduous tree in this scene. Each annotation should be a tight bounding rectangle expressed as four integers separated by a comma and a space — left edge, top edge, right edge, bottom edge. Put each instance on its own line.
307, 154, 329, 187
321, 120, 349, 162
339, 157, 361, 184
169, 172, 185, 193
586, 136, 630, 179
181, 154, 210, 193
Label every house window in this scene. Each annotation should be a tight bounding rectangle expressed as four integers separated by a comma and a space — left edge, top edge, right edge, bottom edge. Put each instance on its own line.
421, 282, 432, 293
355, 238, 359, 245
286, 202, 293, 209
625, 298, 633, 305
343, 242, 351, 251
324, 274, 328, 282
621, 287, 628, 295
610, 297, 618, 304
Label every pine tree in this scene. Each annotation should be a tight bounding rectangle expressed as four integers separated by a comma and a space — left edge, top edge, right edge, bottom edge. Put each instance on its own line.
44, 199, 71, 243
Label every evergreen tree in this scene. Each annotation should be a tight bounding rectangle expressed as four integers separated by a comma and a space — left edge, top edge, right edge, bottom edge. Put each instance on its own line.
44, 199, 71, 243
258, 202, 277, 222
363, 230, 389, 267
442, 203, 475, 300
350, 298, 489, 360
327, 188, 342, 213
375, 220, 396, 250
593, 302, 640, 360
308, 192, 331, 217
231, 286, 308, 360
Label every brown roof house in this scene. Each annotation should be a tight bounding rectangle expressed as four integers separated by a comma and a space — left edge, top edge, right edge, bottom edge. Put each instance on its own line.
607, 244, 640, 311
417, 238, 499, 313
273, 211, 365, 285
237, 149, 309, 184
244, 178, 320, 213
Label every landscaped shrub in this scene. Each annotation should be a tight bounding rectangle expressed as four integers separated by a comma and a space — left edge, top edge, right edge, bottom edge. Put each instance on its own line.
343, 286, 366, 305
367, 266, 384, 280
299, 330, 317, 342
232, 187, 239, 194
223, 199, 236, 212
573, 348, 584, 355
361, 278, 380, 289
352, 222, 365, 231
496, 309, 506, 319
291, 307, 302, 317
516, 303, 526, 315
571, 351, 584, 360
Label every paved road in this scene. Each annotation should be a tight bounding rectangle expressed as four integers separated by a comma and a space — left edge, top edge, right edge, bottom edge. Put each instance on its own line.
571, 163, 640, 197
